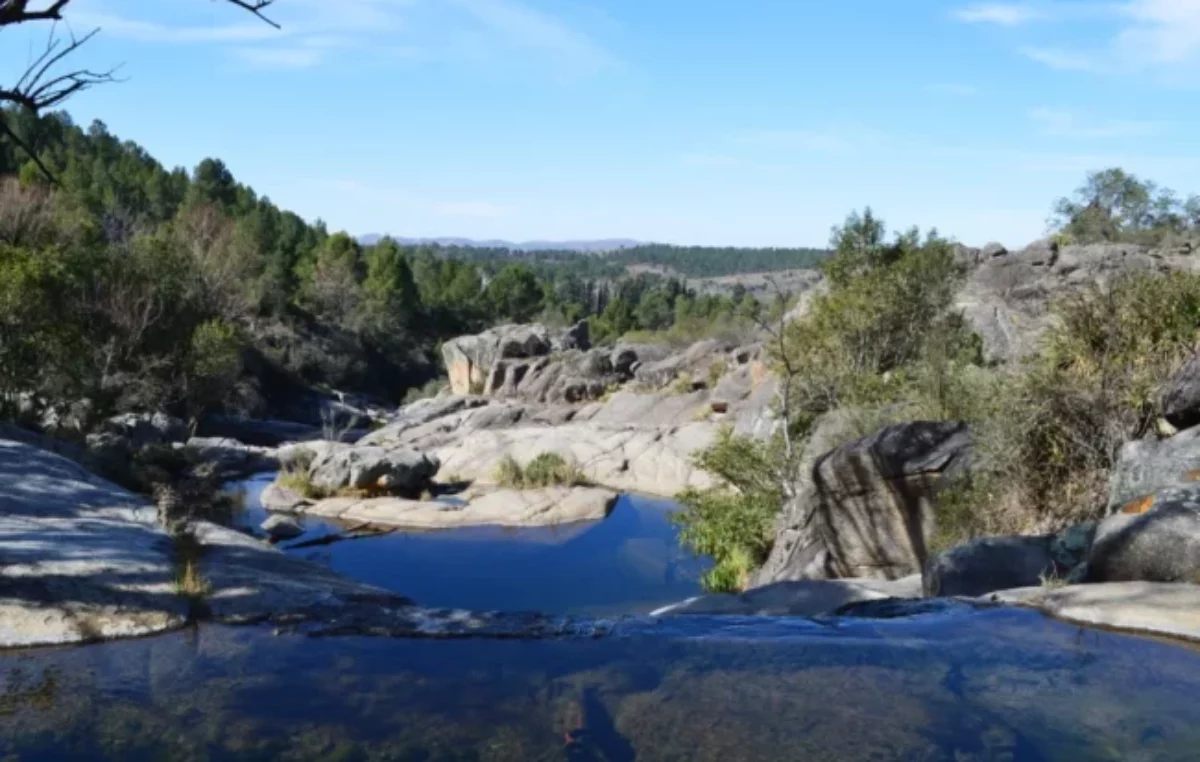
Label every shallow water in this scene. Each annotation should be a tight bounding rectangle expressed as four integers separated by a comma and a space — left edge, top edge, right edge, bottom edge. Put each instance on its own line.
233, 473, 710, 615
3, 609, 1200, 761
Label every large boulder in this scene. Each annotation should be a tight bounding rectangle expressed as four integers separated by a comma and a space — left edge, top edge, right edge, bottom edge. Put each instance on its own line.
261, 514, 305, 541
754, 419, 972, 584
1087, 486, 1200, 584
1161, 351, 1200, 432
954, 240, 1198, 364
1106, 426, 1200, 513
923, 535, 1057, 597
308, 446, 440, 495
555, 319, 591, 351
441, 324, 551, 395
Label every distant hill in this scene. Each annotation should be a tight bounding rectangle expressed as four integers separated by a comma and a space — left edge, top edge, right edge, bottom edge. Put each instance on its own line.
358, 235, 642, 253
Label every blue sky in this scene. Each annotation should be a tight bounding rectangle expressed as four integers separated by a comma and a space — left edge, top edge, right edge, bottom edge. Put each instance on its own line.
12, 0, 1200, 246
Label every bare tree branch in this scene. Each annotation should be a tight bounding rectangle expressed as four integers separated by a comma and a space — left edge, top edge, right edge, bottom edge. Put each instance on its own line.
0, 1, 282, 180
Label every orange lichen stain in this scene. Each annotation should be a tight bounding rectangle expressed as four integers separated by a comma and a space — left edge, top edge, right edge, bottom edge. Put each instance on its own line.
1184, 469, 1200, 482
1122, 495, 1155, 515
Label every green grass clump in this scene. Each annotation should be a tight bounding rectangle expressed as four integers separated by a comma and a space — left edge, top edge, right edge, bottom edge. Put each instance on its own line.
493, 452, 588, 489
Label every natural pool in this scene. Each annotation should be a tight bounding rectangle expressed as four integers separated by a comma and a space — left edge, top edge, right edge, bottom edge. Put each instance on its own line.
233, 473, 711, 616
3, 608, 1200, 760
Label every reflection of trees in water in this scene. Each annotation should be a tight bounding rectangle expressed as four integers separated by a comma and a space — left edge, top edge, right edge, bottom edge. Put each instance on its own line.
0, 667, 58, 716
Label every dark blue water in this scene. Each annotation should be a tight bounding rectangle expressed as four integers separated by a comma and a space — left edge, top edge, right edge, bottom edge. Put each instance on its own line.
234, 473, 711, 615
3, 608, 1200, 760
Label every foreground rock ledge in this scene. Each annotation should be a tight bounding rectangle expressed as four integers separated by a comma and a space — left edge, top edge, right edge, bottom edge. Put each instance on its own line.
991, 583, 1200, 643
300, 486, 619, 529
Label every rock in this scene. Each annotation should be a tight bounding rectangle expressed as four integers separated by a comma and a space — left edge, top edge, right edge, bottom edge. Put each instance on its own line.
196, 415, 326, 447
184, 437, 279, 479
755, 418, 971, 584
1162, 351, 1200, 432
1087, 486, 1200, 583
980, 242, 1008, 259
260, 514, 304, 541
358, 395, 489, 447
954, 240, 1198, 364
633, 339, 736, 390
923, 535, 1057, 597
556, 319, 591, 351
610, 347, 640, 377
102, 412, 189, 448
654, 576, 922, 617
260, 482, 311, 512
0, 438, 189, 647
301, 486, 619, 529
992, 582, 1200, 643
441, 324, 551, 395
1106, 426, 1200, 513
308, 446, 440, 495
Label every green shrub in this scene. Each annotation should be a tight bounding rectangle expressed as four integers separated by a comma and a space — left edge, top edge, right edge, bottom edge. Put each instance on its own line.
403, 378, 448, 405
493, 452, 588, 489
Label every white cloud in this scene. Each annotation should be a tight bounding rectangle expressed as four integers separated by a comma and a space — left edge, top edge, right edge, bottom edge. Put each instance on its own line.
448, 0, 617, 74
1020, 46, 1101, 71
72, 0, 615, 76
1116, 0, 1200, 66
1029, 107, 1163, 137
953, 3, 1043, 25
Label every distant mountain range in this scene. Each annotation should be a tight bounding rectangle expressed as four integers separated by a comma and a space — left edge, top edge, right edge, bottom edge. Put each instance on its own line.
357, 235, 643, 253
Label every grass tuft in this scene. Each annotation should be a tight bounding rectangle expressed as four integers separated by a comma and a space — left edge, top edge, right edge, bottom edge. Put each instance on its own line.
493, 452, 588, 489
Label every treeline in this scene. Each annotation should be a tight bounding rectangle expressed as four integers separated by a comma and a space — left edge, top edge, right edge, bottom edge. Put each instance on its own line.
0, 110, 776, 428
399, 241, 830, 282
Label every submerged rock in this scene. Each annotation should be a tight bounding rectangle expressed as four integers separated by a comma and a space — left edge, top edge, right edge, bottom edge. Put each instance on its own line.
654, 576, 922, 617
261, 514, 304, 541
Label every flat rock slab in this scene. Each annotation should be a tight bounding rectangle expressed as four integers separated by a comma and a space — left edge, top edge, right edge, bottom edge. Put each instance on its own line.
0, 439, 188, 648
991, 582, 1200, 643
652, 576, 923, 617
303, 486, 619, 529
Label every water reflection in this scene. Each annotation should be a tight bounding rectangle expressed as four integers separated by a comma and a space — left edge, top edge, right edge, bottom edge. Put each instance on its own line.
234, 473, 711, 615
1, 609, 1199, 760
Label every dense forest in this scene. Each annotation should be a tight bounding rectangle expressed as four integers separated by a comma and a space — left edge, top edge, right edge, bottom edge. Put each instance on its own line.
0, 110, 788, 427
409, 241, 829, 281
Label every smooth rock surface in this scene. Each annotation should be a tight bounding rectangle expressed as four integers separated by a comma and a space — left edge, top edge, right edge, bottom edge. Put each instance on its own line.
0, 438, 188, 647
260, 482, 311, 512
653, 576, 922, 617
993, 582, 1200, 642
1162, 351, 1200, 431
308, 446, 440, 494
924, 535, 1057, 597
261, 514, 304, 541
1088, 486, 1200, 583
301, 486, 619, 529
757, 419, 971, 584
1106, 426, 1200, 513
442, 324, 551, 396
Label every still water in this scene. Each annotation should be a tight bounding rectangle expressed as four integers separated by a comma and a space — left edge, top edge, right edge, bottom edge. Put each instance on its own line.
234, 473, 710, 616
2, 609, 1200, 761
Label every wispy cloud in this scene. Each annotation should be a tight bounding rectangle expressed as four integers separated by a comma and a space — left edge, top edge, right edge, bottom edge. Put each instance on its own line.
1020, 46, 1101, 71
1116, 0, 1200, 66
952, 3, 1044, 25
73, 0, 615, 76
1029, 107, 1164, 137
449, 0, 617, 74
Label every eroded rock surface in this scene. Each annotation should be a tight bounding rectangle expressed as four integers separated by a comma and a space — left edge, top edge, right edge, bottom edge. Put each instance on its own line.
300, 486, 619, 529
653, 576, 921, 617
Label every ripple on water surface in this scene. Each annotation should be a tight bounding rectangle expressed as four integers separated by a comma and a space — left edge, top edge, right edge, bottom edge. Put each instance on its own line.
2, 610, 1200, 760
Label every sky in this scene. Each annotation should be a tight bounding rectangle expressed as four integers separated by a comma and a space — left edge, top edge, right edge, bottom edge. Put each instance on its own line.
6, 0, 1200, 247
